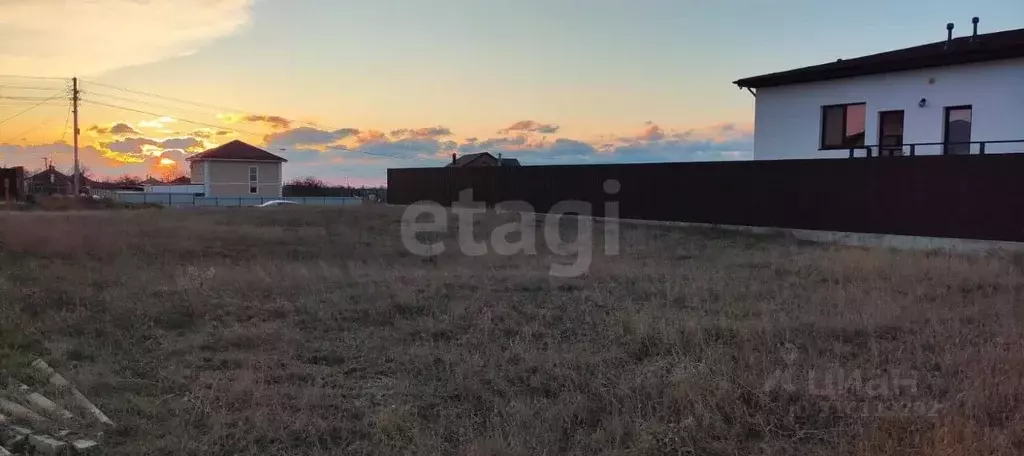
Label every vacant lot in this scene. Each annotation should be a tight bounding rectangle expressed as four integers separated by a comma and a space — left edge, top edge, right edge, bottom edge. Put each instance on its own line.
1, 206, 1023, 455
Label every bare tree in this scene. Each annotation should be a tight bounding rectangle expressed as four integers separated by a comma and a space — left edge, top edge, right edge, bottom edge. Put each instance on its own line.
113, 175, 143, 186
159, 163, 184, 183
284, 176, 341, 197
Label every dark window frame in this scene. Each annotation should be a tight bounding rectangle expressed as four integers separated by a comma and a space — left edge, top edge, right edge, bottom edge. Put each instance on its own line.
943, 105, 973, 155
820, 102, 867, 150
877, 110, 905, 157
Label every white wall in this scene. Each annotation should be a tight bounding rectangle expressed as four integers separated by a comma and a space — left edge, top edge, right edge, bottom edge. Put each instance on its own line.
753, 58, 1024, 159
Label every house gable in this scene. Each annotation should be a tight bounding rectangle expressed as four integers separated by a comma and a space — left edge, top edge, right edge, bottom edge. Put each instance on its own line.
187, 140, 288, 163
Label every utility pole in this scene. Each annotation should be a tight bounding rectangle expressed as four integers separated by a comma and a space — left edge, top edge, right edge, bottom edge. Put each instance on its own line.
72, 77, 80, 196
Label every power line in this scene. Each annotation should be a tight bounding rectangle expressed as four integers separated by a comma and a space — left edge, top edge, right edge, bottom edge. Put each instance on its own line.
5, 108, 68, 142
80, 80, 325, 130
0, 90, 69, 125
80, 99, 262, 136
0, 102, 67, 107
60, 102, 73, 143
81, 80, 246, 115
328, 145, 440, 162
0, 96, 66, 101
82, 89, 231, 120
0, 75, 68, 81
0, 85, 67, 91
78, 82, 447, 165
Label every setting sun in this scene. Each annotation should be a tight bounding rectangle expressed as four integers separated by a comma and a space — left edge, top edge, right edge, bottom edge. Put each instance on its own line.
158, 158, 176, 166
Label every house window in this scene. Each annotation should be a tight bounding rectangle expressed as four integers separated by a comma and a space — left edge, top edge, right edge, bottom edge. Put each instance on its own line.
944, 106, 972, 155
821, 103, 866, 149
249, 165, 258, 194
878, 110, 905, 157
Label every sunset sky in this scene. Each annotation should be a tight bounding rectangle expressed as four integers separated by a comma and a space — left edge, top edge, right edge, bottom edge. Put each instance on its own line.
2, 0, 1022, 186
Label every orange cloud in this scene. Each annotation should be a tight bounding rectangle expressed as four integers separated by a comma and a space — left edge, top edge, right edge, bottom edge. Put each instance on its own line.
220, 113, 292, 130
499, 120, 560, 134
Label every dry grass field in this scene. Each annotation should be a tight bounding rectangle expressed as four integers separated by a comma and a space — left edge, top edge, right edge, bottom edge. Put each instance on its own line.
1, 206, 1023, 455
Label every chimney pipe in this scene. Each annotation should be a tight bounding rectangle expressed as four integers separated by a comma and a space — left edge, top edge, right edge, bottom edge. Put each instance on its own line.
971, 17, 980, 41
945, 22, 955, 49
451, 153, 456, 164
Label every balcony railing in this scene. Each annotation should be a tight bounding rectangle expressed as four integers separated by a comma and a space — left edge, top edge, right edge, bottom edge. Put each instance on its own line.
846, 139, 1024, 158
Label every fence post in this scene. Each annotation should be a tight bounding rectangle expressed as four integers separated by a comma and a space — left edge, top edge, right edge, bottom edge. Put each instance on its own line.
979, 142, 986, 155
849, 148, 854, 159
909, 144, 916, 156
238, 197, 242, 207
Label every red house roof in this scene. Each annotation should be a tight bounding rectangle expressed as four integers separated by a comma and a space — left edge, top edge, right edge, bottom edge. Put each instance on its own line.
186, 140, 288, 162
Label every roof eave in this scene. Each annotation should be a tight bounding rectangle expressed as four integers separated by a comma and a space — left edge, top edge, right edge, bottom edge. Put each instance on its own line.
186, 157, 288, 163
734, 45, 1024, 89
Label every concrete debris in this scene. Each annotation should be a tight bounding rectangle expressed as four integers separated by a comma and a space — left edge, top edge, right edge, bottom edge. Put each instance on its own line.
69, 389, 114, 427
0, 400, 46, 426
31, 359, 115, 427
0, 425, 31, 451
9, 381, 75, 423
29, 360, 70, 389
0, 358, 113, 454
26, 393, 76, 423
28, 434, 66, 455
72, 439, 101, 454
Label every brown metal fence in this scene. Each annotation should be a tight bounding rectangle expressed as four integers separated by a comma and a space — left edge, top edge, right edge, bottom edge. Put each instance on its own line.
388, 155, 1024, 242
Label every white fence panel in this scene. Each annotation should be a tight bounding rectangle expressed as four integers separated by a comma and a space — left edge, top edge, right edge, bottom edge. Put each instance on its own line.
113, 193, 363, 207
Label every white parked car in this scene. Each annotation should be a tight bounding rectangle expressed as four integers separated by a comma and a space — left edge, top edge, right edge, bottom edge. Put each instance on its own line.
256, 200, 299, 207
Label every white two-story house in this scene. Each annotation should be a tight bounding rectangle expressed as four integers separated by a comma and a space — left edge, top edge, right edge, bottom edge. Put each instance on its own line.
734, 19, 1024, 159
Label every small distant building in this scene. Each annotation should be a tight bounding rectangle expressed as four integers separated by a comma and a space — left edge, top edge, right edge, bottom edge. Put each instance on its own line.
186, 140, 288, 197
141, 177, 164, 186
26, 166, 71, 195
447, 152, 520, 167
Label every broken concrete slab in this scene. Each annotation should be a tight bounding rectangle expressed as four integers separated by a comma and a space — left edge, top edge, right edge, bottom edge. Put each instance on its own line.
26, 392, 76, 422
0, 425, 32, 451
2, 425, 32, 440
9, 380, 76, 423
0, 399, 47, 425
28, 434, 67, 455
70, 389, 114, 427
72, 438, 101, 454
31, 359, 115, 427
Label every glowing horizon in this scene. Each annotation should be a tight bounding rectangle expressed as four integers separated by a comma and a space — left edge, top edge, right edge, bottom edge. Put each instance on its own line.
3, 0, 1021, 185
